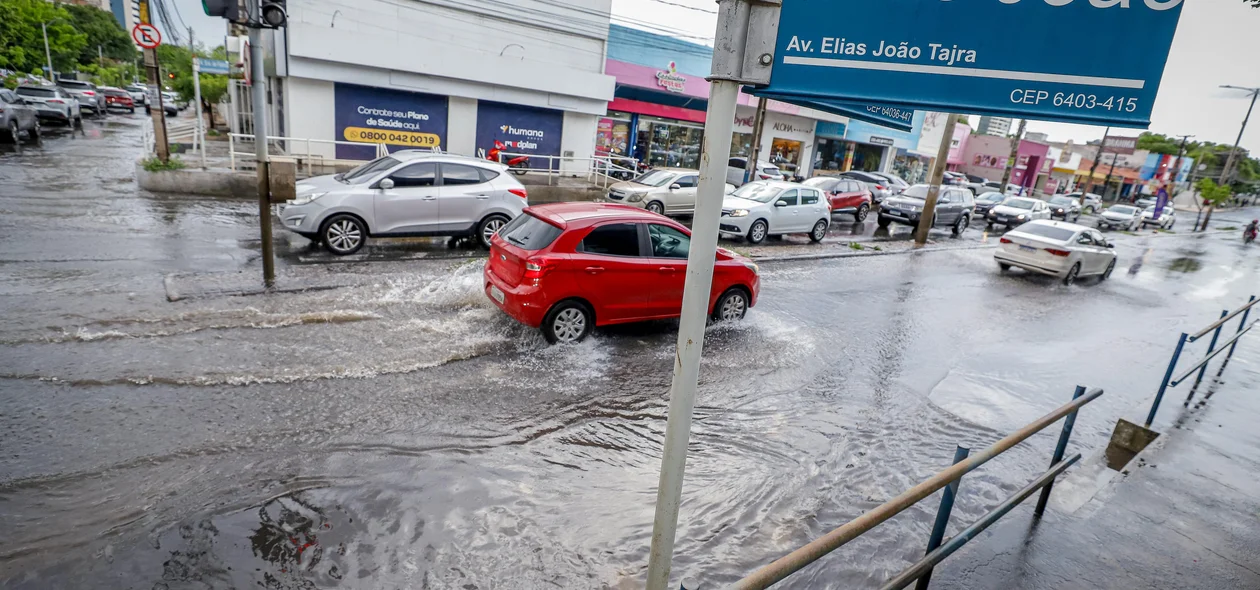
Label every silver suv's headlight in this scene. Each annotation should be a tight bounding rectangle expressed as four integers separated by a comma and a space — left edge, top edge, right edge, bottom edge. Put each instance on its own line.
291, 191, 328, 206
729, 209, 749, 217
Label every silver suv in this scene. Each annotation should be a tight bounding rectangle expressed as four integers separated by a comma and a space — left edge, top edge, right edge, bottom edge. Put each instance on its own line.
279, 152, 529, 255
57, 79, 105, 116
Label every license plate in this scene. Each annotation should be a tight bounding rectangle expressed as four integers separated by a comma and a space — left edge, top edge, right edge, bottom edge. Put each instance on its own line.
1019, 245, 1037, 252
886, 209, 900, 216
489, 285, 505, 304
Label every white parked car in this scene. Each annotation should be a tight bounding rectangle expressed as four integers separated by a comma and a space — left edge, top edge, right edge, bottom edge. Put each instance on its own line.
604, 168, 734, 216
1141, 205, 1175, 229
985, 196, 1051, 229
995, 220, 1117, 285
719, 180, 831, 244
1096, 204, 1143, 231
726, 157, 783, 187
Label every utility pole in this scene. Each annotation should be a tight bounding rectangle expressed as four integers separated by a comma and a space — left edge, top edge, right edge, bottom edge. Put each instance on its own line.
1217, 85, 1259, 187
98, 45, 104, 69
248, 0, 276, 288
998, 118, 1026, 193
914, 113, 958, 246
190, 27, 206, 168
1102, 152, 1118, 201
1084, 126, 1110, 203
1201, 85, 1258, 232
139, 0, 170, 162
644, 0, 773, 586
744, 97, 768, 183
42, 22, 54, 80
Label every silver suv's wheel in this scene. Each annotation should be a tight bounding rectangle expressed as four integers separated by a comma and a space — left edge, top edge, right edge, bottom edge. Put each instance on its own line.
322, 215, 366, 255
478, 215, 508, 249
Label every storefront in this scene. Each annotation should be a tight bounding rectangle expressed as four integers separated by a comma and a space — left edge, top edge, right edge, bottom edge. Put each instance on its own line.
842, 112, 927, 175
277, 0, 615, 172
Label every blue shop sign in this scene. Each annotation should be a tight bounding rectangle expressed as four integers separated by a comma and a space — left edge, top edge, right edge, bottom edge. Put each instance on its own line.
754, 91, 915, 132
760, 0, 1184, 128
333, 83, 448, 160
475, 101, 564, 171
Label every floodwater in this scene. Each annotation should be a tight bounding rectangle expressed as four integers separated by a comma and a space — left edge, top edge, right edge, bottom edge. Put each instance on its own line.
3, 116, 1260, 589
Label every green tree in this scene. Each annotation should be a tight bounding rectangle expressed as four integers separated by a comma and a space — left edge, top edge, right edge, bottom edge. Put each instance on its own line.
1195, 178, 1233, 231
0, 0, 86, 75
63, 4, 136, 65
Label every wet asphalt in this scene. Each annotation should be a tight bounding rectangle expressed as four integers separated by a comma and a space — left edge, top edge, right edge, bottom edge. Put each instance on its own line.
2, 115, 1260, 589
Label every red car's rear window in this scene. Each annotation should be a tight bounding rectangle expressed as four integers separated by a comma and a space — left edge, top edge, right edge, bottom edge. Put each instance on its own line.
498, 213, 562, 251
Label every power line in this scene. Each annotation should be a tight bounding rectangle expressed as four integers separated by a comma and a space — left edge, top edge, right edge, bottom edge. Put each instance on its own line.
630, 0, 717, 14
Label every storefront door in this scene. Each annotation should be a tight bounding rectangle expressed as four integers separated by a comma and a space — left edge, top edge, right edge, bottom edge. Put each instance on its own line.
635, 116, 703, 169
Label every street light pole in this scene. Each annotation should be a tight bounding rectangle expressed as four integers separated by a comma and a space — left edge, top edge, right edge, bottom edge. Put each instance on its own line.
42, 22, 54, 80
1218, 85, 1259, 187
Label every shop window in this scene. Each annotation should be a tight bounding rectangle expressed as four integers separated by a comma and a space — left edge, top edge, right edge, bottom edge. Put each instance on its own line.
852, 143, 884, 172
597, 116, 632, 156
814, 138, 849, 173
730, 132, 753, 158
770, 138, 803, 176
635, 117, 703, 169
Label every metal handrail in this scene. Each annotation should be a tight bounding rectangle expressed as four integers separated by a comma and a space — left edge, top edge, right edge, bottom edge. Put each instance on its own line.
1190, 296, 1260, 340
879, 454, 1082, 590
1170, 320, 1257, 386
227, 133, 388, 173
494, 151, 639, 188
730, 387, 1104, 590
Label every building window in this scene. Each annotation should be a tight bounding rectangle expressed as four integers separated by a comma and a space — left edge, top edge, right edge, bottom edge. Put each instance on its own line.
634, 116, 703, 169
597, 111, 633, 157
730, 132, 754, 158
852, 143, 884, 172
814, 138, 851, 173
769, 137, 802, 177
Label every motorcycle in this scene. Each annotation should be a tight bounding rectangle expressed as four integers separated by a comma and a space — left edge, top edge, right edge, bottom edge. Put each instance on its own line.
1245, 226, 1257, 245
488, 140, 530, 176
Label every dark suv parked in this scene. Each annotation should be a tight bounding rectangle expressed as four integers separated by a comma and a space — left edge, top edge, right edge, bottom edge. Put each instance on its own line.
878, 184, 975, 236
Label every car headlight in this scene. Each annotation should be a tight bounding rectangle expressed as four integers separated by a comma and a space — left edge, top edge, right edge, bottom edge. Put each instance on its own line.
626, 193, 645, 202
1055, 208, 1064, 214
742, 261, 759, 275
1016, 214, 1027, 220
291, 191, 328, 206
730, 209, 749, 217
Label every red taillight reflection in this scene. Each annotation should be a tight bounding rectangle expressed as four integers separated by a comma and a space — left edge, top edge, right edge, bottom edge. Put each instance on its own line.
999, 237, 1012, 244
82, 91, 95, 96
509, 188, 528, 199
1045, 248, 1071, 257
48, 99, 64, 104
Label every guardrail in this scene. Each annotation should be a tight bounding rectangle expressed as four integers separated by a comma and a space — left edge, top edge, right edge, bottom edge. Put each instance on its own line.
1144, 294, 1258, 427
227, 133, 389, 174
726, 386, 1103, 590
491, 151, 638, 189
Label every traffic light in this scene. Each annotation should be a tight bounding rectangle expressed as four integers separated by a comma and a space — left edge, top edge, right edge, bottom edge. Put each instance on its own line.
202, 0, 240, 22
260, 0, 286, 28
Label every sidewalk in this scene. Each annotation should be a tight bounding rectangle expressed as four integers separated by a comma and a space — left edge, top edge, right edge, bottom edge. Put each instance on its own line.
931, 355, 1260, 590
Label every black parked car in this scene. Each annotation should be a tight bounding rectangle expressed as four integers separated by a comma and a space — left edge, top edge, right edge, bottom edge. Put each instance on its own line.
973, 191, 1009, 218
1047, 195, 1082, 222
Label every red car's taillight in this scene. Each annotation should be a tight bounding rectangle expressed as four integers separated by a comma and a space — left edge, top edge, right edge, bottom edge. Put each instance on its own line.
999, 237, 1013, 244
875, 185, 886, 190
82, 91, 95, 96
524, 258, 550, 279
1045, 248, 1071, 257
509, 188, 528, 199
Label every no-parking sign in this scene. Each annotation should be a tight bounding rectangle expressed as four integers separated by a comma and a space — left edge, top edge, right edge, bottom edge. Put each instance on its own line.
132, 24, 161, 49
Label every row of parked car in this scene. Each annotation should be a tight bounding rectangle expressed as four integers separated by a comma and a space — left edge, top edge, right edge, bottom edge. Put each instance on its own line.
0, 78, 182, 143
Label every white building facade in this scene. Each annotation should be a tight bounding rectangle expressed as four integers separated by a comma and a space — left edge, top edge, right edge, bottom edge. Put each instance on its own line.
275, 0, 616, 172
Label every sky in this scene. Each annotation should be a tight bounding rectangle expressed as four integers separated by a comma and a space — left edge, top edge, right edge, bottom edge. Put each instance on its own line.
175, 0, 1259, 154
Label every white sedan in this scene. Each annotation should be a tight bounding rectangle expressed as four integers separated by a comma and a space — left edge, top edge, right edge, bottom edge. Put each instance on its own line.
995, 220, 1117, 285
1141, 205, 1176, 228
719, 180, 831, 244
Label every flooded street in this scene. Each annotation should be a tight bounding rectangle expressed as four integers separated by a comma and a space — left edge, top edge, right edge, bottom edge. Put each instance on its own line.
3, 117, 1260, 589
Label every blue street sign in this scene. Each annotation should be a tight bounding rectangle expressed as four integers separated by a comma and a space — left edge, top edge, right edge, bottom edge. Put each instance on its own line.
760, 0, 1184, 128
753, 90, 915, 132
195, 58, 231, 75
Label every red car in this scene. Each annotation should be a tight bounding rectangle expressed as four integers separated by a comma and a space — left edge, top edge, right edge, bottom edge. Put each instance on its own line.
802, 176, 873, 221
101, 87, 135, 113
484, 202, 761, 343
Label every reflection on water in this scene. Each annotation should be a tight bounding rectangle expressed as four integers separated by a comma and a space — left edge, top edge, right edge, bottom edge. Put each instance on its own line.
1166, 256, 1203, 273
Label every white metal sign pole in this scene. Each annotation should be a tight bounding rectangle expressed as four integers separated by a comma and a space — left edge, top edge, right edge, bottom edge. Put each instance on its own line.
193, 57, 206, 168
645, 0, 776, 586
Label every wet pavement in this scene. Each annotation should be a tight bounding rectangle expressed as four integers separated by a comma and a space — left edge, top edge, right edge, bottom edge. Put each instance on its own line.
3, 116, 1260, 589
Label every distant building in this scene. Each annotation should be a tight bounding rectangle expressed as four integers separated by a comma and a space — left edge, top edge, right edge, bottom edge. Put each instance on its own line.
1025, 132, 1049, 143
977, 116, 1012, 137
